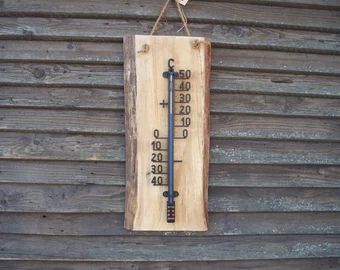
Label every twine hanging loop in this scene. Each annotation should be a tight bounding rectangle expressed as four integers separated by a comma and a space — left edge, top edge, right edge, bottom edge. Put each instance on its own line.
150, 0, 191, 36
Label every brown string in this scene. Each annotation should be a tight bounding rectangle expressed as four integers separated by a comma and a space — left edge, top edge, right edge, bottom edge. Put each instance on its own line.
150, 0, 191, 36
176, 1, 191, 36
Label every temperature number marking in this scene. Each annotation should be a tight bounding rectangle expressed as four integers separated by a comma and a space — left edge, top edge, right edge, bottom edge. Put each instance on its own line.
150, 130, 167, 186
149, 69, 192, 186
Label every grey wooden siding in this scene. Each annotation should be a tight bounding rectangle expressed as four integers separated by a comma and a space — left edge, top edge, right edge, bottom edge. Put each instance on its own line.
0, 0, 340, 269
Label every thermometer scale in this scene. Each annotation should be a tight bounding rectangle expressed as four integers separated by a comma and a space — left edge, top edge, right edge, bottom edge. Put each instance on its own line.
150, 58, 192, 222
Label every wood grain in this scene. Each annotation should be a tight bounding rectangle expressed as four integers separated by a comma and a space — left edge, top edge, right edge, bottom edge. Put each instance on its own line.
123, 35, 210, 230
1, 0, 339, 32
210, 114, 340, 141
0, 160, 125, 185
1, 212, 340, 235
2, 40, 340, 75
1, 160, 340, 187
122, 35, 137, 230
0, 234, 339, 261
1, 184, 339, 212
1, 132, 339, 164
209, 164, 340, 187
2, 64, 340, 98
211, 93, 340, 117
211, 70, 340, 97
0, 0, 339, 266
205, 0, 340, 10
210, 139, 340, 164
2, 89, 340, 118
1, 108, 340, 141
1, 18, 339, 54
0, 63, 123, 87
0, 108, 125, 134
0, 132, 126, 161
0, 86, 124, 109
0, 259, 339, 270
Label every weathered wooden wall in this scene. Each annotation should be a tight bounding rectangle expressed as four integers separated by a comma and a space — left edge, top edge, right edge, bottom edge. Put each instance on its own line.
0, 0, 339, 269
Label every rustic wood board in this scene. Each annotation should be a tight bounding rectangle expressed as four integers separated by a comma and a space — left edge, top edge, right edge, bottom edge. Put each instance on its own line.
1, 259, 340, 270
124, 35, 211, 231
1, 234, 340, 261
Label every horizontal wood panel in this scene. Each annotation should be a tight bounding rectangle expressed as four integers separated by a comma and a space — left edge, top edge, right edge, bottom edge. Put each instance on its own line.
1, 108, 340, 141
211, 114, 340, 141
214, 48, 340, 75
211, 139, 340, 164
0, 184, 339, 212
2, 87, 340, 114
211, 70, 340, 97
1, 212, 340, 235
2, 64, 340, 98
1, 132, 339, 164
205, 0, 340, 10
1, 18, 339, 54
0, 86, 124, 109
210, 164, 340, 187
1, 259, 339, 270
0, 108, 125, 134
1, 0, 339, 266
6, 92, 340, 117
211, 93, 340, 117
2, 88, 340, 118
1, 234, 339, 261
1, 0, 339, 32
0, 160, 125, 185
0, 40, 124, 64
0, 132, 125, 162
1, 160, 340, 187
2, 40, 340, 75
0, 63, 123, 88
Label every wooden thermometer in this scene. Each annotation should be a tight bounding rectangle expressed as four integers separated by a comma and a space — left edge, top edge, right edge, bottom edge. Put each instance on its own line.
124, 35, 211, 231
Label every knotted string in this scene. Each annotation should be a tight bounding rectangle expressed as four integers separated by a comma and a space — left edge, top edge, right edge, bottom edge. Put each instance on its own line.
150, 0, 191, 36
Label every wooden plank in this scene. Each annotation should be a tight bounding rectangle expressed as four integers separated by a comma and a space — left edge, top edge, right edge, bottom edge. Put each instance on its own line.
123, 35, 138, 230
1, 132, 339, 164
1, 108, 340, 141
209, 164, 340, 187
0, 259, 339, 270
1, 0, 339, 32
211, 139, 340, 164
211, 70, 340, 97
0, 184, 339, 212
213, 48, 340, 75
1, 160, 340, 187
2, 40, 340, 75
0, 63, 123, 87
1, 160, 340, 188
208, 0, 340, 10
0, 87, 112, 108
0, 40, 123, 64
123, 35, 210, 230
2, 89, 340, 118
0, 234, 339, 260
1, 18, 339, 54
0, 86, 124, 109
210, 187, 340, 212
0, 132, 125, 161
1, 212, 340, 235
0, 184, 126, 213
211, 114, 340, 141
0, 160, 121, 185
2, 64, 340, 98
0, 108, 125, 134
211, 93, 340, 117
0, 160, 125, 185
